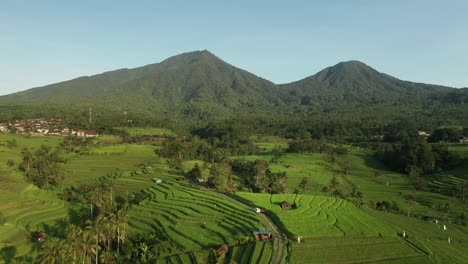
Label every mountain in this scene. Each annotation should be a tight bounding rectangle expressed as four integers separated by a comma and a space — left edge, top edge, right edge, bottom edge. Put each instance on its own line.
0, 50, 283, 118
0, 51, 465, 123
280, 60, 452, 105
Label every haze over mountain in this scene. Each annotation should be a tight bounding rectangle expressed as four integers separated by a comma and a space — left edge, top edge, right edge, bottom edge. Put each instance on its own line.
0, 50, 466, 121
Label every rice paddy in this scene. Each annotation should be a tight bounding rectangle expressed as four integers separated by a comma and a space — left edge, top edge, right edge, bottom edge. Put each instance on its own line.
1, 133, 468, 263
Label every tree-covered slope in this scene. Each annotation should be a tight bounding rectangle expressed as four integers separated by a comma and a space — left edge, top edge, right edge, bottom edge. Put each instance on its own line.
0, 51, 465, 123
280, 60, 452, 106
0, 50, 283, 118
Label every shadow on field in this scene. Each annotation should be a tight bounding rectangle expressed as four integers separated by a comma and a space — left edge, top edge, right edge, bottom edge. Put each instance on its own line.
0, 246, 36, 264
0, 246, 17, 264
263, 211, 294, 237
68, 207, 81, 226
354, 152, 388, 171
230, 194, 294, 237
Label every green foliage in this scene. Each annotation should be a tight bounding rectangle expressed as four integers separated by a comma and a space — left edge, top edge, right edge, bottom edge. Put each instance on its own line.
428, 127, 462, 143
1, 51, 468, 132
60, 136, 94, 153
20, 145, 65, 188
0, 210, 6, 225
207, 162, 236, 193
231, 159, 287, 193
187, 163, 202, 180
286, 139, 328, 153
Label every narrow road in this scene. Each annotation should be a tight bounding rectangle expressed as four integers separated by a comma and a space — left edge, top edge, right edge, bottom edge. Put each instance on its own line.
202, 187, 286, 264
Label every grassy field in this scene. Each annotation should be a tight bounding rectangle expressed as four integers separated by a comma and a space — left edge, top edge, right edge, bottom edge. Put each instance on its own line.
251, 135, 289, 152
129, 180, 262, 251
0, 135, 67, 260
289, 236, 426, 264
1, 132, 468, 263
62, 144, 158, 186
368, 209, 468, 264
236, 192, 395, 237
116, 127, 174, 136
337, 147, 468, 220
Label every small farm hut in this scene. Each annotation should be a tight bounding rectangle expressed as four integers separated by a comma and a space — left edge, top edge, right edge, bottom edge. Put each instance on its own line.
153, 178, 162, 184
37, 232, 47, 242
254, 228, 272, 241
280, 201, 291, 210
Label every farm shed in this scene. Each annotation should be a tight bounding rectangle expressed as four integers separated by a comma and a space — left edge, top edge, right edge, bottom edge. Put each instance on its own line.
254, 228, 272, 241
280, 201, 291, 210
153, 178, 162, 184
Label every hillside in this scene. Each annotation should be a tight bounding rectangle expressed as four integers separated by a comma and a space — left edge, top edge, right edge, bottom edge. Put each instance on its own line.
280, 60, 451, 105
0, 50, 282, 119
0, 51, 466, 123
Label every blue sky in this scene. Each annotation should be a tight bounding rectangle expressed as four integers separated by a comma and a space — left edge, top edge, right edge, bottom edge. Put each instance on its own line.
1, 0, 467, 95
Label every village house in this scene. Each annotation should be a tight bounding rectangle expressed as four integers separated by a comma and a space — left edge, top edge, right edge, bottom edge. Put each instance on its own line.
76, 130, 85, 137
84, 130, 99, 137
3, 118, 103, 138
0, 124, 8, 133
61, 128, 70, 137
418, 131, 430, 140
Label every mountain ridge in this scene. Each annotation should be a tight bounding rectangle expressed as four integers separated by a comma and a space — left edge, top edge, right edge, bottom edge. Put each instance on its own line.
0, 50, 465, 122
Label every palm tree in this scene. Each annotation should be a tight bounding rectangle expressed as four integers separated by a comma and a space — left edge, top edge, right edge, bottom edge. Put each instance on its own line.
81, 230, 97, 264
21, 149, 34, 175
39, 237, 65, 264
101, 214, 115, 252
86, 218, 104, 264
66, 225, 83, 263
405, 194, 414, 217
116, 205, 129, 255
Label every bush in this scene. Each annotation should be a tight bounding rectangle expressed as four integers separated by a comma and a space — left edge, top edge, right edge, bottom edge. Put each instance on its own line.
6, 159, 14, 167
0, 211, 6, 225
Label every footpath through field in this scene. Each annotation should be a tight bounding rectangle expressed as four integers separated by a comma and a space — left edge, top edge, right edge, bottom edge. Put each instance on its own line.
199, 187, 286, 264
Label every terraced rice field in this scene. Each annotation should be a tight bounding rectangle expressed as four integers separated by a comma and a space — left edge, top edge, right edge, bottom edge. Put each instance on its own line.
128, 181, 263, 252
237, 192, 395, 237
0, 180, 67, 257
289, 236, 425, 264
0, 135, 67, 258
63, 144, 158, 185
236, 192, 432, 263
224, 241, 274, 264
368, 210, 468, 264
336, 148, 467, 219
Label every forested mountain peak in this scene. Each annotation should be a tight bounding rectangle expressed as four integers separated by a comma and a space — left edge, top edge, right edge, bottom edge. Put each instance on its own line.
0, 50, 465, 123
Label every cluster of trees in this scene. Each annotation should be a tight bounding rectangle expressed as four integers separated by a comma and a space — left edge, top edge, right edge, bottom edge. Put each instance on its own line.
428, 127, 468, 143
286, 139, 329, 153
231, 159, 286, 193
158, 136, 232, 165
21, 145, 65, 188
320, 177, 344, 198
60, 136, 94, 153
376, 137, 462, 189
40, 208, 129, 264
42, 177, 135, 263
191, 123, 257, 156
206, 162, 237, 193
371, 200, 401, 214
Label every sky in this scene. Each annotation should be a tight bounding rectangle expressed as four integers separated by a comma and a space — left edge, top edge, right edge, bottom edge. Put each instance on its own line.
1, 0, 467, 96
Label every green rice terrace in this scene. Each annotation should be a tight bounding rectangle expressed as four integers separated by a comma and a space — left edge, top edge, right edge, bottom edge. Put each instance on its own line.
0, 128, 468, 263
